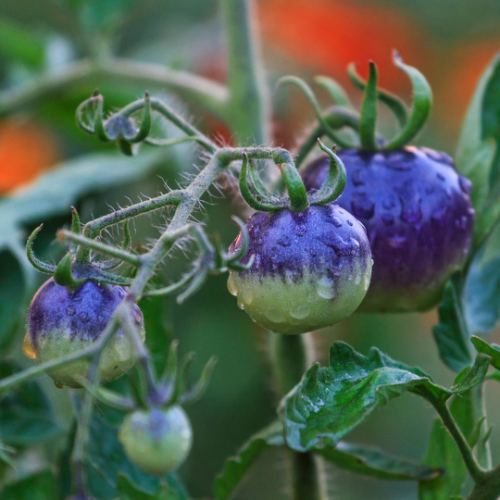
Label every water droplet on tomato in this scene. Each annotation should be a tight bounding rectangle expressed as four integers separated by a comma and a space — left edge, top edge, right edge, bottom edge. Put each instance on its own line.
317, 277, 335, 299
459, 176, 472, 195
227, 274, 237, 296
22, 333, 37, 360
351, 193, 375, 219
290, 305, 310, 319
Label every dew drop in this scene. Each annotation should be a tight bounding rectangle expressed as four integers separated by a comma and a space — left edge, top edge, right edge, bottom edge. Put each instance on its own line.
277, 236, 291, 247
347, 220, 353, 226
355, 274, 361, 285
352, 169, 365, 186
351, 193, 375, 219
22, 333, 37, 360
78, 312, 89, 323
66, 305, 76, 316
237, 299, 245, 310
437, 172, 446, 181
364, 275, 370, 291
290, 304, 310, 319
317, 277, 336, 299
266, 308, 285, 323
459, 176, 472, 195
240, 287, 254, 305
350, 238, 360, 248
227, 274, 238, 297
330, 217, 343, 228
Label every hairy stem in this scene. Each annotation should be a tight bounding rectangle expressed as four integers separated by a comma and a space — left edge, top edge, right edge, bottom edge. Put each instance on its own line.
424, 389, 485, 482
220, 0, 270, 145
268, 333, 328, 500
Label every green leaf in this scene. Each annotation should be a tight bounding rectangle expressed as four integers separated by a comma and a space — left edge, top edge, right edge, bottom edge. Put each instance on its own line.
279, 342, 487, 452
471, 336, 500, 371
433, 275, 472, 373
465, 252, 500, 334
456, 51, 500, 239
418, 395, 473, 500
2, 470, 59, 500
317, 442, 442, 482
0, 361, 61, 446
213, 421, 284, 500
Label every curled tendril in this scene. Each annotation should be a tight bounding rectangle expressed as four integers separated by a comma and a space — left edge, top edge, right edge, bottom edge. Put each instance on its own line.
384, 50, 433, 150
309, 140, 347, 205
276, 76, 357, 149
27, 224, 57, 275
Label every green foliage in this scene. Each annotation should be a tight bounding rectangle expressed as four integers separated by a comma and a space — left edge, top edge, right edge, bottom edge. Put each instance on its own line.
2, 470, 60, 500
213, 421, 283, 500
465, 250, 500, 335
418, 395, 474, 500
279, 342, 488, 452
0, 18, 45, 68
433, 275, 473, 373
0, 361, 61, 446
471, 336, 500, 371
456, 51, 500, 244
317, 443, 442, 482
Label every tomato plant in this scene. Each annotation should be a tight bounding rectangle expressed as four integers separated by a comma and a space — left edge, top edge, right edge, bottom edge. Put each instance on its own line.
1, 2, 500, 500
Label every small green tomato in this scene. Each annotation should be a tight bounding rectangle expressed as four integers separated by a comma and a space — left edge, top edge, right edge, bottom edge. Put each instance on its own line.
118, 406, 193, 477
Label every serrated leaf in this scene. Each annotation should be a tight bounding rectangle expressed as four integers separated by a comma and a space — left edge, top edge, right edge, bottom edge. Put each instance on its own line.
465, 251, 500, 334
317, 442, 443, 482
433, 275, 472, 373
0, 361, 62, 445
214, 421, 283, 500
418, 395, 473, 500
471, 336, 500, 371
2, 470, 59, 500
279, 342, 488, 452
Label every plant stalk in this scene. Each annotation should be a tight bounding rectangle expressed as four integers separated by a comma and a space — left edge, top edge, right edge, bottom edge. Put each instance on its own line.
220, 0, 271, 145
268, 333, 329, 500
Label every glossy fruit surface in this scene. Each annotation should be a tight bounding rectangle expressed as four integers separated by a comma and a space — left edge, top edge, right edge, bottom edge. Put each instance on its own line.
118, 406, 193, 477
302, 147, 475, 312
228, 205, 372, 334
24, 278, 145, 388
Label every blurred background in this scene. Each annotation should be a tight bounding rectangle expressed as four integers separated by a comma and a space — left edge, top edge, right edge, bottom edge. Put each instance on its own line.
1, 1, 500, 499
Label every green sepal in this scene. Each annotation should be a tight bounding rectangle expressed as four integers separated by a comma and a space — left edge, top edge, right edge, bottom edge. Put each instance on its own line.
74, 375, 136, 412
53, 253, 85, 290
280, 162, 310, 212
118, 139, 135, 156
309, 140, 347, 205
26, 224, 56, 275
178, 356, 217, 405
238, 153, 281, 212
358, 61, 379, 151
314, 75, 353, 108
129, 91, 152, 143
385, 50, 433, 150
348, 62, 408, 128
75, 89, 99, 136
93, 94, 109, 142
276, 75, 357, 149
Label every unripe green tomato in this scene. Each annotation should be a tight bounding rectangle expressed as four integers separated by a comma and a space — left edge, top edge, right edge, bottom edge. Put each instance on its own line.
118, 406, 193, 477
24, 278, 145, 388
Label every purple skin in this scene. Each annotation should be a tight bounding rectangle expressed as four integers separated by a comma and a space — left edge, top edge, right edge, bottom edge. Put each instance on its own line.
25, 278, 144, 387
228, 205, 372, 334
302, 147, 475, 312
27, 279, 142, 347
